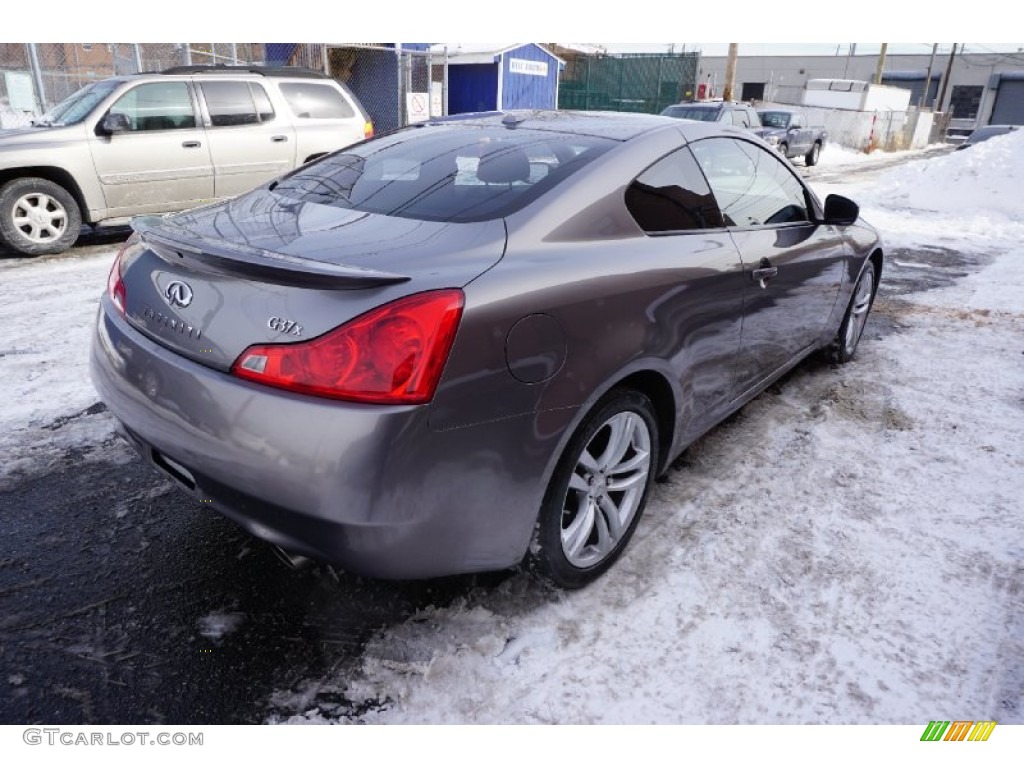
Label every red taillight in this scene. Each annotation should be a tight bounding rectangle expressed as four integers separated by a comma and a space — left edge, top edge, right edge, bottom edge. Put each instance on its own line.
363, 120, 374, 140
231, 289, 464, 404
107, 246, 127, 315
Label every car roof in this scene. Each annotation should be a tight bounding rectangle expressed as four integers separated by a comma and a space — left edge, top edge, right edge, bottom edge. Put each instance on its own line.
99, 67, 329, 86
423, 110, 691, 141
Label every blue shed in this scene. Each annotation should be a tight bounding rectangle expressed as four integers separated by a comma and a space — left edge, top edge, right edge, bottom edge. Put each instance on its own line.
435, 43, 565, 114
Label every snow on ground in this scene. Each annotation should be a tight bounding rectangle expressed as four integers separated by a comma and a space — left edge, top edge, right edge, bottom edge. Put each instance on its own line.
197, 611, 246, 640
1, 140, 1020, 725
274, 137, 1024, 724
0, 249, 130, 485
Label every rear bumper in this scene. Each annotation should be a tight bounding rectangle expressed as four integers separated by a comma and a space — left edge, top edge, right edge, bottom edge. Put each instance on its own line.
90, 302, 546, 579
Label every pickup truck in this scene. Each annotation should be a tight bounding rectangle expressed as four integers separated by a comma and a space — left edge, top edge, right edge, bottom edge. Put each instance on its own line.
755, 109, 827, 166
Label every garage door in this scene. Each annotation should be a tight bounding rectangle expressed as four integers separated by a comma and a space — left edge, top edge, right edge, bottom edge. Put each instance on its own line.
990, 79, 1024, 124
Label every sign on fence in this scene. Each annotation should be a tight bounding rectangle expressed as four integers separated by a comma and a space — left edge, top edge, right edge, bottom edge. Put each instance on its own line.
4, 71, 36, 111
406, 92, 430, 123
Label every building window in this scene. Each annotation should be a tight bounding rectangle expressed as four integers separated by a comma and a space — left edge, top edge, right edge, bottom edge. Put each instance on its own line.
950, 85, 983, 120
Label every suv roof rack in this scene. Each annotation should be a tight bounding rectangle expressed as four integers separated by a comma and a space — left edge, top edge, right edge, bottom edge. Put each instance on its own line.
161, 65, 327, 79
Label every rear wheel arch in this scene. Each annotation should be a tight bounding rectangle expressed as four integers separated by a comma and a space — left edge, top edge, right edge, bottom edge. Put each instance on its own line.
610, 370, 677, 476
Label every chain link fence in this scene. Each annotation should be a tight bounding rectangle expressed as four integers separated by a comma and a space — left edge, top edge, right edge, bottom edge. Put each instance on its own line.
558, 52, 700, 114
1, 43, 267, 128
1, 43, 447, 133
325, 44, 447, 134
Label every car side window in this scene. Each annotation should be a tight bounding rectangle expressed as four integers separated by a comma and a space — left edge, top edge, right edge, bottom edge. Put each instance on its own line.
200, 81, 265, 127
625, 147, 725, 233
278, 82, 355, 119
251, 83, 275, 122
689, 137, 810, 227
107, 82, 196, 132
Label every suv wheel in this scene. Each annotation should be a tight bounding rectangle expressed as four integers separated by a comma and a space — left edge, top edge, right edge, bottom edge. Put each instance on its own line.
0, 177, 82, 256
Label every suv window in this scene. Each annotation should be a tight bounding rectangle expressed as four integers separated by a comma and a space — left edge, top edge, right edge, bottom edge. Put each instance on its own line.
200, 81, 271, 127
108, 82, 196, 132
42, 79, 120, 126
625, 148, 724, 233
689, 138, 809, 227
279, 82, 355, 119
272, 126, 614, 223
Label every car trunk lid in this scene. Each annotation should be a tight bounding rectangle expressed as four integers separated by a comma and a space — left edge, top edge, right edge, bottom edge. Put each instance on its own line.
118, 191, 507, 371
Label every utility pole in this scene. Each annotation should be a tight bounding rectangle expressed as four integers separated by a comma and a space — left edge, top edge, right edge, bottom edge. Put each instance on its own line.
843, 43, 857, 79
936, 43, 959, 113
873, 43, 888, 85
723, 43, 738, 102
920, 43, 938, 108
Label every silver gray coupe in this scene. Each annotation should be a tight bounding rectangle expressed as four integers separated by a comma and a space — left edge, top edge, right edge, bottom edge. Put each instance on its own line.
91, 110, 881, 588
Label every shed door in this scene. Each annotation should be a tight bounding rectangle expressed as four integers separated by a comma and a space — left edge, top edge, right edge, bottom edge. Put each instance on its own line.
990, 80, 1024, 125
448, 64, 499, 114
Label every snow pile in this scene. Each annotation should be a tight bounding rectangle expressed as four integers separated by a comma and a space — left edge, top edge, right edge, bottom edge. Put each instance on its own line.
862, 129, 1024, 220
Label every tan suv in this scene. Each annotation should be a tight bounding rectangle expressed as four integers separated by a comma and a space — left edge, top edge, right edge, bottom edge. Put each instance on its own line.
0, 66, 373, 256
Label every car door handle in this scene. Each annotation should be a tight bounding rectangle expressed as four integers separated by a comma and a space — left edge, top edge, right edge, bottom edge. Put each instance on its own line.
752, 265, 778, 289
182, 140, 201, 148
271, 135, 288, 143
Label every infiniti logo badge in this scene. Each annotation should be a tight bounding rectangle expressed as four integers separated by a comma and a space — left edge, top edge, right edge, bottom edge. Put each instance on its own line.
164, 280, 193, 308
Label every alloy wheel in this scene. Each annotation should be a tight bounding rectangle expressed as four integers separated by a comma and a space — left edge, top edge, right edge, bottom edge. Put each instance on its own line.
560, 411, 652, 568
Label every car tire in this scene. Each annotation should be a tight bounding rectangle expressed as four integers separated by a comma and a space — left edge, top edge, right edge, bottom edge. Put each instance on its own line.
0, 177, 82, 256
529, 389, 660, 589
805, 142, 821, 166
828, 262, 876, 364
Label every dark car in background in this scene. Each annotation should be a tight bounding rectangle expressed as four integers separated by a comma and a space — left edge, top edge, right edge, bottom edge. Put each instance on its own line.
661, 101, 762, 131
91, 111, 882, 589
955, 124, 1019, 150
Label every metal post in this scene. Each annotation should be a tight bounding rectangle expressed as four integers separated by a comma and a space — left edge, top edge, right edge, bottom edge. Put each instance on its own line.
322, 44, 329, 75
442, 46, 449, 116
656, 55, 663, 111
920, 43, 938, 108
231, 43, 238, 65
427, 49, 433, 116
182, 44, 192, 66
396, 44, 405, 127
27, 43, 47, 114
133, 43, 143, 73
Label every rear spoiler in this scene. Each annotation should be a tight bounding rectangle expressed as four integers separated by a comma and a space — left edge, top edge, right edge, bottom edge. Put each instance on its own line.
132, 216, 410, 290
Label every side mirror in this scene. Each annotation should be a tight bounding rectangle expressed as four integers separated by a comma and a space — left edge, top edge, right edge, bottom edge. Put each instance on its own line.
99, 112, 131, 135
823, 194, 859, 226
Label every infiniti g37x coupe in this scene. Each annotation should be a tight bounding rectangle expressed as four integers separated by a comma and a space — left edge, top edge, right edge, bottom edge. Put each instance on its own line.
91, 111, 882, 589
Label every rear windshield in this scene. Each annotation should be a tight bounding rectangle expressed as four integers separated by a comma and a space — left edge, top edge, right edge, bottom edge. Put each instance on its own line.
661, 105, 719, 121
758, 111, 792, 128
271, 125, 616, 222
